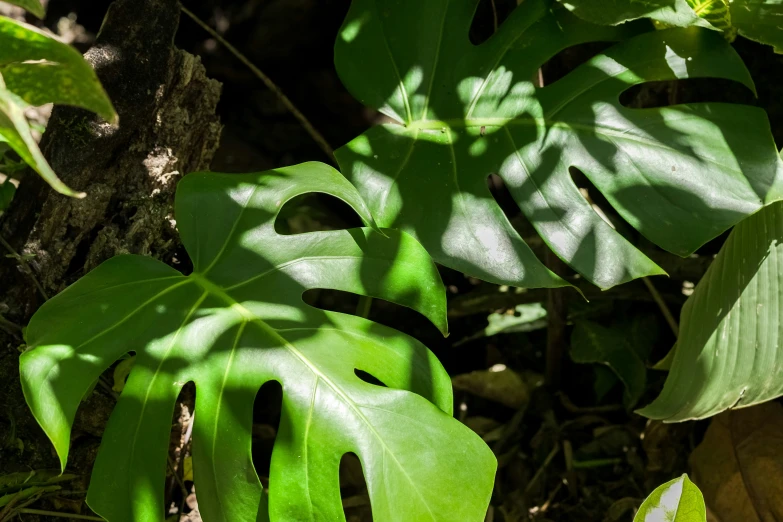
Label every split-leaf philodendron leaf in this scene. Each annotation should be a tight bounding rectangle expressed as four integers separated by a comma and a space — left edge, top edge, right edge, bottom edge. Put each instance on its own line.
20, 163, 496, 522
560, 0, 783, 53
639, 200, 783, 421
334, 0, 783, 290
1, 0, 45, 18
0, 16, 116, 197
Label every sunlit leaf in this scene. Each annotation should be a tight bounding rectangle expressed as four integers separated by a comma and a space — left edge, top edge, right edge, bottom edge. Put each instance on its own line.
20, 162, 496, 522
335, 0, 783, 290
557, 0, 711, 27
639, 201, 783, 421
0, 16, 116, 196
634, 474, 706, 522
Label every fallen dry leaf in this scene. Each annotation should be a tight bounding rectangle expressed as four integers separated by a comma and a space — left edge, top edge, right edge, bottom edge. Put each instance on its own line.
690, 402, 783, 522
452, 365, 542, 409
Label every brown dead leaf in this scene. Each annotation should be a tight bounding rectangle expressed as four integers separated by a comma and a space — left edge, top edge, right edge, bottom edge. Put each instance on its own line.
690, 402, 783, 522
452, 365, 541, 409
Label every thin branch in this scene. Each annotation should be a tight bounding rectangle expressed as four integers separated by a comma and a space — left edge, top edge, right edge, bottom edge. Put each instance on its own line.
179, 5, 336, 163
642, 277, 679, 337
16, 509, 104, 521
490, 0, 499, 32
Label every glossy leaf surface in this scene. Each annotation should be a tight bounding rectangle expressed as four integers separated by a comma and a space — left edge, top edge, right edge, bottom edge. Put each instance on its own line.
639, 201, 783, 421
561, 0, 783, 52
0, 16, 116, 196
557, 0, 710, 27
335, 0, 783, 290
634, 474, 706, 522
20, 163, 496, 522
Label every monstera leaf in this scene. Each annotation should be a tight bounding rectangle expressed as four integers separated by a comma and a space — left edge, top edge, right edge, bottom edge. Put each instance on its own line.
556, 0, 711, 28
20, 163, 496, 521
334, 0, 783, 290
639, 201, 783, 421
561, 0, 783, 52
1, 0, 45, 17
0, 16, 116, 196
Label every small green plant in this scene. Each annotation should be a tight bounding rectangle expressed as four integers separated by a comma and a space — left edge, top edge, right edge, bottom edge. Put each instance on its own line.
20, 163, 495, 521
634, 474, 706, 522
0, 0, 116, 197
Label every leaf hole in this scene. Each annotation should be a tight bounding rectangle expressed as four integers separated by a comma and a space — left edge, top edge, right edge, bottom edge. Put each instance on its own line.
469, 0, 517, 45
251, 380, 283, 485
540, 42, 616, 85
274, 193, 363, 235
486, 173, 540, 247
340, 453, 371, 520
567, 166, 636, 240
166, 381, 196, 516
354, 369, 388, 388
619, 78, 757, 109
303, 289, 439, 341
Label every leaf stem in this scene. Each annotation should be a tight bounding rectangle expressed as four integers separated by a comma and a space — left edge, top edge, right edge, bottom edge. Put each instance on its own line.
642, 277, 679, 337
356, 295, 373, 318
179, 4, 336, 163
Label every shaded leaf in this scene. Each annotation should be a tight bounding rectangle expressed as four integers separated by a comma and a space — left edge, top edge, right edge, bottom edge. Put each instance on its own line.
335, 0, 783, 290
634, 474, 706, 522
1, 0, 45, 18
729, 0, 783, 53
570, 320, 647, 408
0, 178, 14, 211
20, 162, 496, 522
454, 302, 547, 346
639, 202, 783, 421
690, 402, 783, 522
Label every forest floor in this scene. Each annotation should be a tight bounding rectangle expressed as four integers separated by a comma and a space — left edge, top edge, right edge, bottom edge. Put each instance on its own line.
2, 1, 783, 521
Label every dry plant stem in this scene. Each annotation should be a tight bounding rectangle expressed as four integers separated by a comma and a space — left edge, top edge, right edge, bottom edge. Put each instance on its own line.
16, 509, 104, 521
180, 5, 336, 163
0, 234, 48, 300
642, 277, 679, 337
523, 443, 560, 497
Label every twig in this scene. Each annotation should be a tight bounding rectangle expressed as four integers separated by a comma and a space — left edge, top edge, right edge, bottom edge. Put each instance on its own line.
15, 509, 104, 521
489, 0, 499, 32
0, 234, 48, 301
642, 277, 679, 337
523, 443, 560, 497
179, 5, 336, 163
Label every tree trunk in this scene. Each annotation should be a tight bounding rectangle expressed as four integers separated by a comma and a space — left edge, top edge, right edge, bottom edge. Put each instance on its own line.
0, 0, 221, 482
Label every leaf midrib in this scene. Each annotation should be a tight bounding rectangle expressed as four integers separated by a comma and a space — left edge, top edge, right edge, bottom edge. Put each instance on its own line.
191, 273, 438, 521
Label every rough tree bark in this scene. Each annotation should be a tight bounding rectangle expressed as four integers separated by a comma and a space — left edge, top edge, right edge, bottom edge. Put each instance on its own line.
0, 0, 222, 482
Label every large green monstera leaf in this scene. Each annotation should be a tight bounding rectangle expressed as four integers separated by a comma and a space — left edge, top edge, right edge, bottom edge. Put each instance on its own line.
560, 0, 783, 52
0, 16, 116, 196
20, 163, 496, 521
334, 0, 783, 290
